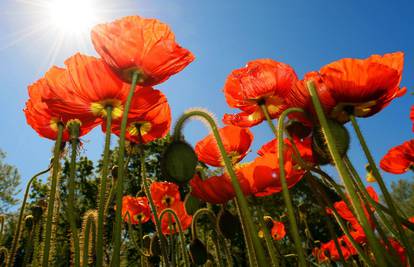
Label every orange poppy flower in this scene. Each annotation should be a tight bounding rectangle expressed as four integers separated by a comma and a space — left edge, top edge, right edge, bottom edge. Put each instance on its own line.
107, 87, 171, 144
195, 125, 253, 167
290, 52, 406, 123
380, 139, 414, 174
24, 77, 96, 141
44, 54, 131, 123
157, 201, 192, 235
121, 196, 151, 224
91, 15, 195, 85
312, 247, 330, 263
383, 238, 407, 267
327, 186, 378, 230
189, 166, 255, 204
150, 181, 181, 210
270, 220, 286, 241
257, 137, 314, 164
222, 59, 298, 127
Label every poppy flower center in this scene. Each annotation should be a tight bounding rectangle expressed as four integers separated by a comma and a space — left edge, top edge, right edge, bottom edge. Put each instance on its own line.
127, 122, 152, 138
331, 101, 377, 122
162, 195, 174, 207
133, 212, 146, 223
90, 99, 123, 119
49, 118, 64, 132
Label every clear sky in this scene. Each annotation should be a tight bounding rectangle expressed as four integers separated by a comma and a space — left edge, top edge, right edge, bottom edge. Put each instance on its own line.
0, 0, 413, 209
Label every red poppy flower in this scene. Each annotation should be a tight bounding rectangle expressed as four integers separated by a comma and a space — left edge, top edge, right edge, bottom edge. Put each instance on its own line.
24, 77, 96, 141
289, 52, 406, 123
321, 239, 352, 261
189, 166, 254, 204
312, 247, 330, 263
150, 181, 181, 209
245, 148, 306, 197
380, 139, 414, 174
195, 126, 253, 167
383, 238, 408, 267
158, 201, 192, 235
44, 54, 131, 123
270, 220, 286, 241
121, 196, 151, 224
107, 87, 171, 144
91, 15, 195, 85
257, 137, 314, 164
327, 186, 378, 230
222, 59, 298, 127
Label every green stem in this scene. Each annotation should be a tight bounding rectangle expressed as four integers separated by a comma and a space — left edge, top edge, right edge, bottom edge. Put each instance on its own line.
82, 214, 97, 267
307, 81, 386, 267
41, 123, 64, 267
7, 165, 52, 267
112, 71, 139, 265
255, 205, 280, 267
22, 222, 34, 267
305, 175, 374, 266
138, 218, 145, 266
96, 106, 113, 267
158, 209, 190, 267
68, 122, 81, 267
267, 106, 307, 267
349, 115, 414, 264
139, 147, 170, 265
0, 247, 8, 266
234, 199, 257, 267
173, 110, 267, 266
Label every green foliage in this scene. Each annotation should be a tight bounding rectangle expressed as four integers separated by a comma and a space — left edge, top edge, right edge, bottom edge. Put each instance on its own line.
0, 149, 21, 213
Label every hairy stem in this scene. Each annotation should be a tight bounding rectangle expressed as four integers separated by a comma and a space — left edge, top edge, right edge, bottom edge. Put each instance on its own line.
112, 71, 139, 265
41, 123, 64, 267
307, 81, 386, 266
96, 106, 113, 267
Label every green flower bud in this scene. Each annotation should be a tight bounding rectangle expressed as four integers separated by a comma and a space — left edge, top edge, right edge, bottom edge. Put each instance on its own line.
25, 215, 34, 229
217, 208, 241, 239
189, 238, 208, 265
161, 140, 198, 184
184, 194, 205, 215
312, 119, 350, 165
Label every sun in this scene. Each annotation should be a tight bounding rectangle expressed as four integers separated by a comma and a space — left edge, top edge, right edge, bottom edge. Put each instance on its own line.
46, 0, 98, 34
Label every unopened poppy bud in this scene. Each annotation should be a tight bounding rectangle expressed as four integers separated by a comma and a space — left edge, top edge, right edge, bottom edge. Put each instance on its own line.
312, 119, 350, 165
25, 215, 34, 229
189, 238, 208, 265
111, 165, 118, 181
30, 205, 43, 222
143, 234, 151, 254
263, 216, 274, 230
184, 194, 205, 215
150, 235, 161, 256
286, 120, 312, 139
161, 140, 198, 184
366, 172, 376, 183
217, 208, 241, 239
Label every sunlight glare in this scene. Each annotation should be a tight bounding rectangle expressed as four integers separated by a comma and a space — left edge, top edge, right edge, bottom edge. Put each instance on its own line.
47, 0, 97, 34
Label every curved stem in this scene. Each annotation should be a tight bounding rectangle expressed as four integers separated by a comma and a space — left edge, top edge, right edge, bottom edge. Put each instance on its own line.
173, 110, 267, 266
96, 106, 113, 267
307, 81, 386, 266
0, 247, 8, 266
41, 123, 64, 267
112, 71, 139, 265
158, 208, 190, 267
139, 147, 169, 265
271, 106, 307, 267
67, 123, 81, 267
7, 165, 52, 267
349, 115, 414, 264
124, 213, 149, 257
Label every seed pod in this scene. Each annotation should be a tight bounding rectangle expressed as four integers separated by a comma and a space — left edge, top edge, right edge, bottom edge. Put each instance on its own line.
111, 165, 118, 181
217, 208, 241, 239
30, 205, 43, 222
189, 238, 208, 265
24, 215, 34, 229
161, 140, 198, 184
312, 119, 350, 165
184, 194, 205, 215
286, 120, 312, 139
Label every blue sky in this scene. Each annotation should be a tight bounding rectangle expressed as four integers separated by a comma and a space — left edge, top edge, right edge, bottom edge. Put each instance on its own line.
0, 0, 413, 209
